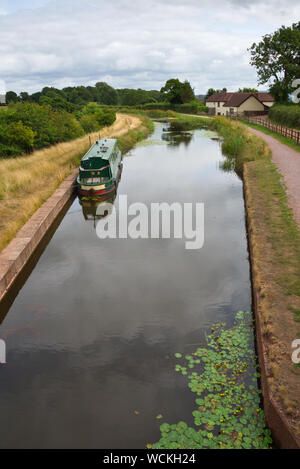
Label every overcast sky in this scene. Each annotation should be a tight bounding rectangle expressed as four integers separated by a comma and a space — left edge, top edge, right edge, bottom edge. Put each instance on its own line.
0, 0, 299, 95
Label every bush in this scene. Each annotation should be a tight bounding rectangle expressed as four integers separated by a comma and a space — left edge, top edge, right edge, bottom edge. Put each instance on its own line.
6, 121, 35, 152
95, 108, 116, 127
269, 104, 300, 129
79, 114, 99, 133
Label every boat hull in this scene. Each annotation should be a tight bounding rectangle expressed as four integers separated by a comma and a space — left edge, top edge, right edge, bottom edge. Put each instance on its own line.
78, 164, 122, 198
78, 183, 116, 197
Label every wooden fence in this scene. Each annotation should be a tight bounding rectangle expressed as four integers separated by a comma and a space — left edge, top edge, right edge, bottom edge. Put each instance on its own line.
243, 116, 300, 146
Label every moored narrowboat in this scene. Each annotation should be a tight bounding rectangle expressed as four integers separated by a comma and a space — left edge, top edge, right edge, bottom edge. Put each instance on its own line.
77, 138, 122, 196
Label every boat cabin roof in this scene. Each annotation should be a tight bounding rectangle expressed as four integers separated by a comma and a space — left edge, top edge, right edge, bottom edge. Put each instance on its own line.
82, 138, 117, 162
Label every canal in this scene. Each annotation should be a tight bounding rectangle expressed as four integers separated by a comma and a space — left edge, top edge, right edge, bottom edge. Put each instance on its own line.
0, 123, 251, 448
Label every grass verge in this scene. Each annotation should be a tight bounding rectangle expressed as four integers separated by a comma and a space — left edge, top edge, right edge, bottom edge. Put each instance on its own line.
0, 114, 153, 253
244, 159, 300, 437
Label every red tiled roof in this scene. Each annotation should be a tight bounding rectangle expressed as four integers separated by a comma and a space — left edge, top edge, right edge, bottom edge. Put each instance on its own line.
206, 91, 274, 106
206, 92, 233, 103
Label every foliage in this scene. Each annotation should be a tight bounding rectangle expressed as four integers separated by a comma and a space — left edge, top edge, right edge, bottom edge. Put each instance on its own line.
210, 117, 271, 175
205, 88, 221, 99
160, 79, 195, 104
117, 88, 161, 106
238, 88, 258, 92
0, 100, 116, 158
6, 82, 163, 108
6, 121, 35, 151
132, 102, 208, 114
116, 114, 154, 154
5, 91, 18, 103
269, 104, 300, 129
151, 311, 272, 449
249, 22, 300, 102
95, 82, 119, 105
95, 108, 116, 127
79, 114, 99, 133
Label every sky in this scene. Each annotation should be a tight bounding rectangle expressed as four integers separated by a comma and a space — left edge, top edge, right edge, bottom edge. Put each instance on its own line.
0, 0, 299, 95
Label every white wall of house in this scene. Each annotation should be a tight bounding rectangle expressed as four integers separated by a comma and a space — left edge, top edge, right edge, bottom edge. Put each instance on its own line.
238, 96, 265, 112
206, 101, 227, 115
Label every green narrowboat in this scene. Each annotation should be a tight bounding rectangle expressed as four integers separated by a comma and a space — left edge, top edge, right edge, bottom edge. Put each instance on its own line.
77, 138, 122, 197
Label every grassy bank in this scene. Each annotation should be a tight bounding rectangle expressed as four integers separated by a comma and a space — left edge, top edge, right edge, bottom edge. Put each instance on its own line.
0, 114, 153, 253
117, 116, 154, 153
244, 159, 300, 438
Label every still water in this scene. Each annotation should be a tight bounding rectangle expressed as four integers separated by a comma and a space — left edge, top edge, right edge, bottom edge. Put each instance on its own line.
0, 123, 251, 448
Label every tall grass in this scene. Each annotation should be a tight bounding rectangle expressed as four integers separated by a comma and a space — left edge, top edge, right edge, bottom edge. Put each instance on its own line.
210, 117, 271, 175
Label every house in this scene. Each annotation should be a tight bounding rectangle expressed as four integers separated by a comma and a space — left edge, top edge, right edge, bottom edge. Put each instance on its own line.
206, 88, 275, 116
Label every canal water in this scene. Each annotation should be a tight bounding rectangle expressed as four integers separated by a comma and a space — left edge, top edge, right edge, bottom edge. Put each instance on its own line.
0, 123, 251, 448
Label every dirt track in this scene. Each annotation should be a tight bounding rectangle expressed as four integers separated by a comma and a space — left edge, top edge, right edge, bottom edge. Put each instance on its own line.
100, 113, 141, 138
247, 127, 300, 228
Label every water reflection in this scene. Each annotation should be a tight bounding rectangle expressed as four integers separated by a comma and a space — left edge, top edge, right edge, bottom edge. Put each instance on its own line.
0, 123, 251, 448
161, 130, 193, 147
79, 196, 116, 227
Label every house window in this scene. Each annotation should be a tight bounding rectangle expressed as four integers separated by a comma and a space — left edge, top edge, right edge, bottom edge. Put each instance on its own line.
218, 102, 220, 107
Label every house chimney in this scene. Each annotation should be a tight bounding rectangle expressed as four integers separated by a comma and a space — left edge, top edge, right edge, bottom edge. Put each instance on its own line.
222, 88, 227, 93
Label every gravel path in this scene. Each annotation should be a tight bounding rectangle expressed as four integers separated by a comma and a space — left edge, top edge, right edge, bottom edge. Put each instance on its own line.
247, 127, 300, 227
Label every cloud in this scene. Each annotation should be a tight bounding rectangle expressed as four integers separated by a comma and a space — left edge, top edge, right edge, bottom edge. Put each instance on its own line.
0, 0, 299, 94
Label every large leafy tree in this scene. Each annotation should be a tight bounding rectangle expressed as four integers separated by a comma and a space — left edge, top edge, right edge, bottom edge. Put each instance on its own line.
6, 91, 18, 103
249, 22, 300, 102
95, 82, 118, 105
160, 79, 195, 104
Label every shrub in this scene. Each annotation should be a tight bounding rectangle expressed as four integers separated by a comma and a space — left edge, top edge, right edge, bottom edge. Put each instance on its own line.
269, 104, 300, 129
79, 114, 99, 133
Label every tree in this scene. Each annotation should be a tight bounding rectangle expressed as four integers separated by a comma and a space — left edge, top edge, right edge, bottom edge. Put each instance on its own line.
19, 92, 30, 102
95, 82, 118, 105
6, 121, 35, 152
249, 22, 300, 102
6, 91, 18, 103
205, 88, 221, 99
160, 79, 195, 104
238, 87, 258, 93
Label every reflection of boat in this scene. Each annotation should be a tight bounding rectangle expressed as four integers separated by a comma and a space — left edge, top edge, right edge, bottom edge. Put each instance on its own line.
79, 196, 116, 227
77, 138, 122, 196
